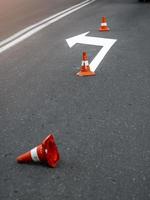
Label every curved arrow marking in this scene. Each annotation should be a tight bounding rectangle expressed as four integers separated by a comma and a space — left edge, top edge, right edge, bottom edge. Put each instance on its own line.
66, 32, 117, 72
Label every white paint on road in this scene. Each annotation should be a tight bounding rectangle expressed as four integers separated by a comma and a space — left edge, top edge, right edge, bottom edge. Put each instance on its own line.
66, 32, 117, 72
0, 0, 96, 53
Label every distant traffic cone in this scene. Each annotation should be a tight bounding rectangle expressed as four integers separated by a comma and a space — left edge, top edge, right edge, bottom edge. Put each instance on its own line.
76, 52, 96, 77
99, 16, 110, 32
17, 134, 60, 168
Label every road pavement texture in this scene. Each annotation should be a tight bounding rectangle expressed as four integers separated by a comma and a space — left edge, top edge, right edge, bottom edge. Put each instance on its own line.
0, 0, 83, 40
0, 0, 150, 199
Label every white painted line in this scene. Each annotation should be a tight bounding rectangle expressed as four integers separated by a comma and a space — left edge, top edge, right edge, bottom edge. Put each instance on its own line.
0, 0, 96, 53
66, 32, 117, 72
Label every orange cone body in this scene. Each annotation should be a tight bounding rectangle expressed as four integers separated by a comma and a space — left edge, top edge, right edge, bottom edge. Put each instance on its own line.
17, 151, 33, 163
17, 134, 60, 168
16, 144, 45, 163
99, 16, 110, 32
76, 52, 96, 77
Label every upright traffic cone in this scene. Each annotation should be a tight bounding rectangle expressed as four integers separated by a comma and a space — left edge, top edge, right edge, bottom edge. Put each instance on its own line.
17, 134, 60, 168
76, 52, 96, 77
99, 16, 110, 32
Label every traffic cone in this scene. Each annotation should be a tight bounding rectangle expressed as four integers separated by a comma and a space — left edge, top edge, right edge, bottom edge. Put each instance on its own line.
17, 134, 60, 168
99, 16, 110, 32
76, 52, 96, 77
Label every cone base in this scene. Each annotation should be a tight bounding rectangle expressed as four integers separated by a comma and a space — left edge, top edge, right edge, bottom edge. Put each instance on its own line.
99, 27, 110, 32
42, 134, 60, 168
76, 70, 96, 77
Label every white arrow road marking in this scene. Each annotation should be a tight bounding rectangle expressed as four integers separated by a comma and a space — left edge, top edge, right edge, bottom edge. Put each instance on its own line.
0, 0, 96, 53
66, 32, 117, 72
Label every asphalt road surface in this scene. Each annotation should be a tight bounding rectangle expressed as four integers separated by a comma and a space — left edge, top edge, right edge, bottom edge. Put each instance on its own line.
0, 0, 150, 200
0, 0, 83, 40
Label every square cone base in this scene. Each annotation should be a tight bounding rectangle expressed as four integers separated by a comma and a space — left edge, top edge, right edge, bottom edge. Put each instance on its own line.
99, 27, 110, 32
76, 70, 96, 77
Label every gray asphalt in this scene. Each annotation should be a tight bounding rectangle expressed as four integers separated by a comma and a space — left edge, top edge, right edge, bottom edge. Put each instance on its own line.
0, 0, 150, 200
0, 0, 83, 40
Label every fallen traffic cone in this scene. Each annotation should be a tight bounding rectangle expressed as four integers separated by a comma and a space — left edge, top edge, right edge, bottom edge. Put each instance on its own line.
17, 134, 60, 168
99, 16, 110, 32
76, 52, 96, 77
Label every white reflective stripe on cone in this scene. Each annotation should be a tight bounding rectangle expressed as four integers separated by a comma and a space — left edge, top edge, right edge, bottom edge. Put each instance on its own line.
84, 61, 89, 66
101, 23, 107, 26
31, 147, 40, 162
82, 60, 89, 66
81, 61, 85, 66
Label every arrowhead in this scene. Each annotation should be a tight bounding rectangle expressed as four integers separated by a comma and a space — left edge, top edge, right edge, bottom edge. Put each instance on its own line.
66, 32, 90, 48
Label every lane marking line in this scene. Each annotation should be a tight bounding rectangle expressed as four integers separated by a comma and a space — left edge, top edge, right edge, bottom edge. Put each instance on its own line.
0, 0, 96, 53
